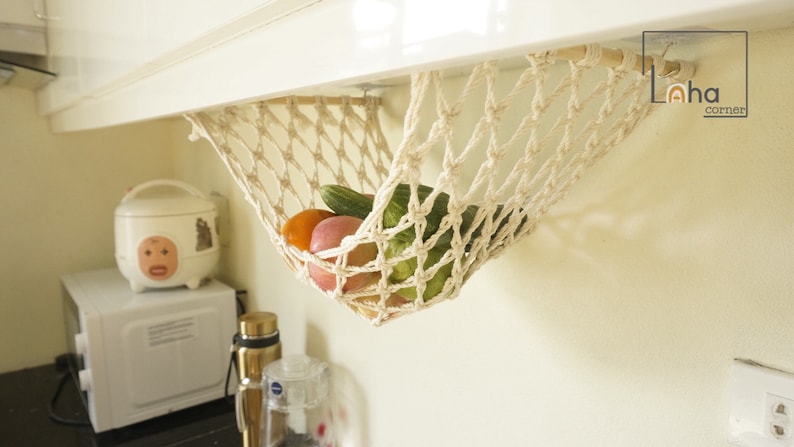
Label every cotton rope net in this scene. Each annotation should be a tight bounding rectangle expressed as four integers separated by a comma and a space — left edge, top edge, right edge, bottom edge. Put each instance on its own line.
185, 44, 693, 325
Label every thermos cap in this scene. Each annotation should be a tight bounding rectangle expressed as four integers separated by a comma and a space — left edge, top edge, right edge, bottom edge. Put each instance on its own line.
239, 312, 278, 337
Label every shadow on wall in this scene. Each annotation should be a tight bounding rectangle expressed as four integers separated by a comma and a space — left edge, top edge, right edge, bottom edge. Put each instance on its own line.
480, 72, 793, 377
306, 323, 371, 447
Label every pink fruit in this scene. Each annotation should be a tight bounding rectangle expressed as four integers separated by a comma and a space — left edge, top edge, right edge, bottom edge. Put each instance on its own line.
308, 216, 377, 292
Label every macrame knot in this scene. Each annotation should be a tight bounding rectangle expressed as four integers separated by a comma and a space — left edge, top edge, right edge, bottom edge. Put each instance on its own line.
483, 104, 502, 127
651, 54, 667, 78
615, 49, 637, 73
578, 44, 602, 67
531, 51, 555, 67
670, 60, 696, 82
438, 109, 458, 132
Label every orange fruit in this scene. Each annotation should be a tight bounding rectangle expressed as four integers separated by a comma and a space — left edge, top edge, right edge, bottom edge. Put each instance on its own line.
280, 209, 336, 251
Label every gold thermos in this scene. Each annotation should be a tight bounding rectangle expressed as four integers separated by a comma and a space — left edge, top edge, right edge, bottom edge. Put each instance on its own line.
234, 312, 282, 447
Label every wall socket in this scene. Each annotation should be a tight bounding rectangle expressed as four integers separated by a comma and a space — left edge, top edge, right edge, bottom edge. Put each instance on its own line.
764, 394, 794, 442
729, 360, 794, 446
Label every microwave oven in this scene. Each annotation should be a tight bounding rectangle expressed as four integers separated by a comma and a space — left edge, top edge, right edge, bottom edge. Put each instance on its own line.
61, 267, 237, 432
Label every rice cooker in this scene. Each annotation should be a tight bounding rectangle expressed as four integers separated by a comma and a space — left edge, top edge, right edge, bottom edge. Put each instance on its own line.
115, 179, 220, 292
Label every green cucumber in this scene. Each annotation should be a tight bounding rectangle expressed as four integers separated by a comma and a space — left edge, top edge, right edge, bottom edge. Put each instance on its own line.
386, 238, 453, 302
319, 184, 373, 220
320, 183, 524, 248
384, 184, 485, 247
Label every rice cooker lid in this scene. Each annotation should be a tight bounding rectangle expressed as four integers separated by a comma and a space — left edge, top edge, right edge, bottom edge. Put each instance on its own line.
116, 196, 213, 217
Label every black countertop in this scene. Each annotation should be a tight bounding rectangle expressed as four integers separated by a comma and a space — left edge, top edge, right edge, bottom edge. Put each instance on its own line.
0, 363, 242, 447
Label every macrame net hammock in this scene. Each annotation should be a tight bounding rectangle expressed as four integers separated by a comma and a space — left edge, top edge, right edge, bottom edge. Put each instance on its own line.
186, 44, 693, 325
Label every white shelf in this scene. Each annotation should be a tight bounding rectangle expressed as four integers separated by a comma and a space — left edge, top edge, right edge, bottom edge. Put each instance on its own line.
37, 0, 794, 132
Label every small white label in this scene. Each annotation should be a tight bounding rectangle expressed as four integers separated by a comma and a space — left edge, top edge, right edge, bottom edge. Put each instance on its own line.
147, 317, 197, 347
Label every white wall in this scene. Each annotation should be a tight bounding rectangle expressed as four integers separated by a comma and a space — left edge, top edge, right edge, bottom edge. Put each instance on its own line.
1, 24, 790, 447
174, 26, 794, 447
0, 88, 174, 373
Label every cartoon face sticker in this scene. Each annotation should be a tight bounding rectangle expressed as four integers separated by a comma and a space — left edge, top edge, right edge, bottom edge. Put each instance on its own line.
138, 236, 178, 281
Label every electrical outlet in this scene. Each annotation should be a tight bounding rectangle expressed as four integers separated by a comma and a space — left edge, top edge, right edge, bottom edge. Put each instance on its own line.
764, 394, 794, 442
729, 360, 794, 446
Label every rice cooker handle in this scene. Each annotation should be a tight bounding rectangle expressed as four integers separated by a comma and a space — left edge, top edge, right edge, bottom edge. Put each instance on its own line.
122, 179, 208, 203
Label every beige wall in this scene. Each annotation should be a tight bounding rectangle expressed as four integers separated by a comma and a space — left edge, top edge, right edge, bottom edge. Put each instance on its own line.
1, 25, 792, 447
0, 88, 174, 372
175, 27, 794, 447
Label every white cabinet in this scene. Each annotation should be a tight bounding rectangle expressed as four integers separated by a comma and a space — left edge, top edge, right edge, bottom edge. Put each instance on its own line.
0, 0, 45, 27
0, 0, 47, 55
42, 0, 80, 107
37, 0, 794, 132
41, 0, 308, 114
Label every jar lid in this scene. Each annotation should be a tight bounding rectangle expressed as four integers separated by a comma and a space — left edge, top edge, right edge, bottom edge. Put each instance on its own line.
263, 355, 329, 411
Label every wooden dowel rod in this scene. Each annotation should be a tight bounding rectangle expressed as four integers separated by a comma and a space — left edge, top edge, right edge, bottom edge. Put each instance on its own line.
263, 95, 378, 106
261, 46, 681, 106
555, 45, 681, 77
